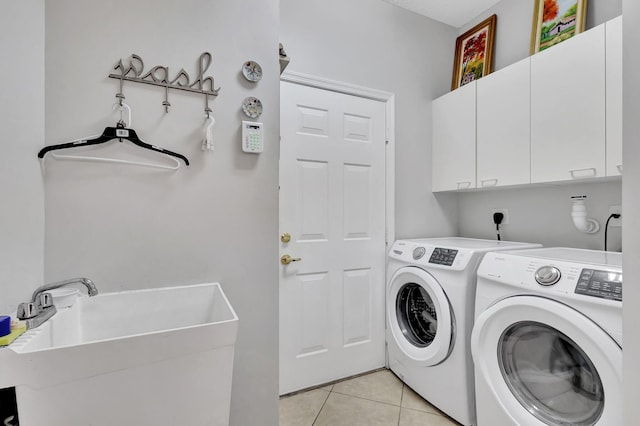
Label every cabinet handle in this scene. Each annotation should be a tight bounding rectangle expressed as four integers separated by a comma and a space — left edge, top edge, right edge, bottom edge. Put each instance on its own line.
481, 179, 498, 187
456, 181, 472, 189
569, 168, 597, 179
616, 164, 623, 174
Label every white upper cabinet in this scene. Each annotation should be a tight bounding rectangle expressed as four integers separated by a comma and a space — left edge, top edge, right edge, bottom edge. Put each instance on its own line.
477, 57, 531, 188
606, 16, 623, 176
530, 23, 606, 183
430, 17, 621, 193
432, 82, 476, 192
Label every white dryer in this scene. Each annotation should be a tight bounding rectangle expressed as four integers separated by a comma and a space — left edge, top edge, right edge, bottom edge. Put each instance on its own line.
471, 248, 622, 426
387, 237, 542, 426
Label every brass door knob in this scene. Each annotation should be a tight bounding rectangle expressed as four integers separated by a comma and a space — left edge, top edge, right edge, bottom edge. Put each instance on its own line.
281, 232, 291, 243
281, 254, 302, 265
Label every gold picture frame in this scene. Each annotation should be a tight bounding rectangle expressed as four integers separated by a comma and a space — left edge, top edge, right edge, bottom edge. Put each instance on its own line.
451, 14, 497, 90
530, 0, 587, 54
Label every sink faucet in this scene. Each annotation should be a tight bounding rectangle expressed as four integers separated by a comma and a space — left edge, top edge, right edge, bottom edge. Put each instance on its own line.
17, 277, 98, 330
31, 277, 98, 303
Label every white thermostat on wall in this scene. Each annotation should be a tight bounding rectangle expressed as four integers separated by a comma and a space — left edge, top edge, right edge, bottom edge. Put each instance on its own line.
242, 121, 264, 153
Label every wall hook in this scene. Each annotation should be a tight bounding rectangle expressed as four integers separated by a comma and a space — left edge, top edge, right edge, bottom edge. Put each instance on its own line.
162, 84, 171, 113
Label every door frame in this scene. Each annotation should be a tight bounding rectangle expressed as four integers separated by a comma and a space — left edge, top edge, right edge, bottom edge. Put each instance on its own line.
280, 70, 395, 247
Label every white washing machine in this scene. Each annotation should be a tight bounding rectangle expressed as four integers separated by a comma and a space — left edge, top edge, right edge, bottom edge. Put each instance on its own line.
387, 237, 542, 426
471, 248, 622, 426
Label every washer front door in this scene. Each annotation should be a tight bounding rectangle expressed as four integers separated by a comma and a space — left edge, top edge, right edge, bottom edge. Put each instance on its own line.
388, 267, 454, 366
471, 296, 622, 426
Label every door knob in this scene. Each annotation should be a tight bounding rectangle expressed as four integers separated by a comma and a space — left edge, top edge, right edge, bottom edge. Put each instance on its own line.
281, 232, 291, 243
281, 254, 301, 265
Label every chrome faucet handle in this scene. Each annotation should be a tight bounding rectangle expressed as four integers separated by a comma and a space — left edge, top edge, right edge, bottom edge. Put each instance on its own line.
17, 302, 38, 320
39, 292, 54, 309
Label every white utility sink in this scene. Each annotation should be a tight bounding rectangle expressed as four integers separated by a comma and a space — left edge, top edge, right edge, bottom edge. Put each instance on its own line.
9, 282, 239, 426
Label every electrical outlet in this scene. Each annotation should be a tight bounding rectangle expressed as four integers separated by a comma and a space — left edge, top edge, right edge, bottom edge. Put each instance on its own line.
608, 205, 622, 228
492, 209, 509, 225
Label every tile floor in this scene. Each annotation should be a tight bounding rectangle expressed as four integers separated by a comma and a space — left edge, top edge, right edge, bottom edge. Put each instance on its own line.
280, 369, 462, 426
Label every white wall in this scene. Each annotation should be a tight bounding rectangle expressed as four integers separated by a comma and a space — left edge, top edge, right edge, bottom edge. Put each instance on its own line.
44, 1, 279, 425
0, 1, 45, 314
280, 0, 459, 239
456, 0, 623, 249
622, 1, 640, 424
458, 181, 622, 249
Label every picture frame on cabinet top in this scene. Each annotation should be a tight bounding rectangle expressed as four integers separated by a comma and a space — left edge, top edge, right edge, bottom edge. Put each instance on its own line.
530, 0, 587, 54
451, 14, 496, 90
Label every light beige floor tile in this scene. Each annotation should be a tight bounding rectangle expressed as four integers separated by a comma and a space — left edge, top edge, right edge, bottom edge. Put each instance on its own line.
314, 392, 400, 426
399, 408, 461, 426
279, 388, 329, 426
332, 370, 403, 405
320, 384, 334, 392
401, 385, 443, 414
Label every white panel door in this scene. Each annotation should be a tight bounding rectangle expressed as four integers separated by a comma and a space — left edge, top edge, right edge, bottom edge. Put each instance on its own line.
279, 82, 387, 394
432, 82, 477, 192
531, 24, 606, 183
606, 16, 623, 176
477, 57, 531, 187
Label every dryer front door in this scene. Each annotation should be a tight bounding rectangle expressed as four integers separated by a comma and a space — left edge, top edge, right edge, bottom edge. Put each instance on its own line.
471, 296, 622, 425
387, 267, 454, 366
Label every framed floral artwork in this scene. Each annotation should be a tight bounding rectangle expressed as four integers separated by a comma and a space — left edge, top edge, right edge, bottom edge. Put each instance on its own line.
451, 14, 497, 90
531, 0, 587, 53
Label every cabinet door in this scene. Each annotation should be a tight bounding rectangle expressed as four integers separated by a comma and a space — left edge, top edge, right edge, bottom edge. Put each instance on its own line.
606, 16, 622, 176
432, 82, 476, 192
477, 57, 531, 188
530, 24, 606, 183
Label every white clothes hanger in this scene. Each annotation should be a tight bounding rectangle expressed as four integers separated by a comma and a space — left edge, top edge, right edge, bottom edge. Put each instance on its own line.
202, 112, 215, 151
114, 102, 132, 127
49, 151, 180, 170
40, 102, 186, 170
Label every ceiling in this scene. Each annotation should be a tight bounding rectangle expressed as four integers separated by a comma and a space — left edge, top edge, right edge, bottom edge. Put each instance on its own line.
382, 0, 503, 27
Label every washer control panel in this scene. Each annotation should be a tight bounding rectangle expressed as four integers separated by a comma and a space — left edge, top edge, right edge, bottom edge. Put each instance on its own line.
428, 247, 458, 266
575, 268, 622, 301
389, 241, 472, 270
412, 247, 426, 260
535, 266, 562, 286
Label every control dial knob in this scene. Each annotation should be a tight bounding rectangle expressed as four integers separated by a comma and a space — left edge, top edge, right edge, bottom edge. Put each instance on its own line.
535, 266, 561, 286
412, 247, 426, 260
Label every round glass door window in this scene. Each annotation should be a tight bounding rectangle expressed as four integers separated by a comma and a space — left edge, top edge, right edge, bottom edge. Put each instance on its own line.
499, 321, 604, 426
395, 283, 438, 348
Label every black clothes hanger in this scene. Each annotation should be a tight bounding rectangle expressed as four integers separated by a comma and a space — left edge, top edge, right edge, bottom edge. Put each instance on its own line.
38, 121, 190, 166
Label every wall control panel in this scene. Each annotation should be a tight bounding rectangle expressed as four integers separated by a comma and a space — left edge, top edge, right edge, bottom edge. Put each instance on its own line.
242, 121, 263, 153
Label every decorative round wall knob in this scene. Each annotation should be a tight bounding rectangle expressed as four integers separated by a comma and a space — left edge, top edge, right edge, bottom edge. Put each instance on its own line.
242, 61, 263, 82
242, 96, 263, 118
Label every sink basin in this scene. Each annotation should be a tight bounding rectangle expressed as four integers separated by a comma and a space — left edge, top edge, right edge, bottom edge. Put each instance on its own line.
13, 282, 237, 352
9, 282, 239, 426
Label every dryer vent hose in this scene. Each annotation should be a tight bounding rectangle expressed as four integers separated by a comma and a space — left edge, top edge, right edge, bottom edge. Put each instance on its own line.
571, 196, 600, 234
